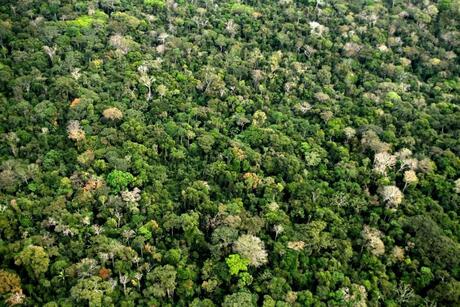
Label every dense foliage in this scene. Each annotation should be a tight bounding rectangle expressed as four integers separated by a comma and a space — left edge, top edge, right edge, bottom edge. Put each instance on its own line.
0, 0, 460, 306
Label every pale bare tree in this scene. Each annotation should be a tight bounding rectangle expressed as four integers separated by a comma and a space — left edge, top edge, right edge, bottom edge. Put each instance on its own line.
67, 120, 85, 141
373, 152, 396, 175
273, 224, 284, 239
380, 185, 403, 209
287, 241, 305, 251
119, 273, 129, 295
362, 225, 385, 256
4, 132, 19, 157
157, 84, 167, 98
417, 158, 435, 174
75, 258, 98, 278
279, 0, 293, 5
158, 32, 169, 44
156, 44, 166, 54
134, 272, 143, 290
396, 148, 418, 171
43, 45, 57, 63
114, 211, 123, 228
314, 92, 330, 102
92, 225, 103, 236
138, 66, 154, 101
6, 289, 26, 306
71, 68, 81, 80
343, 127, 356, 141
251, 69, 264, 85
343, 284, 367, 307
361, 130, 391, 153
132, 256, 140, 269
295, 102, 312, 114
225, 19, 238, 38
403, 170, 418, 191
98, 252, 109, 266
234, 234, 268, 267
395, 283, 415, 305
320, 110, 333, 122
103, 107, 123, 120
392, 246, 405, 262
343, 42, 362, 57
455, 178, 460, 194
110, 34, 133, 55
309, 21, 328, 36
121, 187, 141, 203
122, 229, 135, 243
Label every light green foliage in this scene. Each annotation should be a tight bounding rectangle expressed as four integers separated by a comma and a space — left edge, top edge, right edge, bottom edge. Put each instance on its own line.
386, 91, 401, 102
67, 11, 108, 28
226, 254, 249, 276
144, 0, 165, 8
230, 3, 255, 14
106, 170, 134, 192
138, 225, 152, 240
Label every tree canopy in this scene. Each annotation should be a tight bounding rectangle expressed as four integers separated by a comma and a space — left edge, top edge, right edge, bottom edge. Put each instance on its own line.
0, 0, 459, 306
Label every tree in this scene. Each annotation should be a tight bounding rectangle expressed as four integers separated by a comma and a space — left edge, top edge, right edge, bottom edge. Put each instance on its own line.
1, 0, 459, 305
107, 170, 134, 193
121, 187, 141, 202
373, 152, 396, 175
233, 235, 268, 267
225, 20, 238, 38
0, 169, 19, 192
70, 276, 113, 307
43, 45, 57, 64
14, 245, 50, 279
67, 120, 85, 141
222, 291, 257, 307
403, 170, 418, 191
197, 134, 215, 154
342, 284, 367, 307
455, 178, 460, 193
0, 270, 22, 295
144, 0, 165, 8
343, 127, 356, 141
405, 215, 460, 270
362, 226, 385, 256
109, 34, 136, 55
144, 265, 177, 299
103, 107, 123, 120
394, 283, 415, 305
138, 65, 154, 101
157, 84, 167, 98
380, 185, 403, 209
226, 254, 250, 276
287, 241, 306, 251
5, 290, 26, 306
252, 110, 267, 127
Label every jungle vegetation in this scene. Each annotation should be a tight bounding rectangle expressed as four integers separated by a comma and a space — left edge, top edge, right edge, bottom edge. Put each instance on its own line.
0, 0, 460, 306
